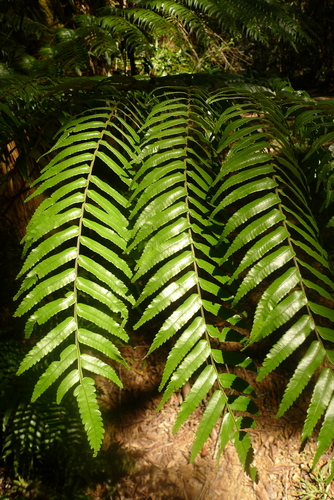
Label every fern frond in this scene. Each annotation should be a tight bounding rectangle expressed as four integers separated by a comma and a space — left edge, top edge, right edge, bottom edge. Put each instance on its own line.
128, 87, 257, 476
81, 354, 122, 386
301, 368, 334, 444
78, 329, 128, 366
173, 364, 216, 432
74, 377, 104, 457
31, 345, 78, 402
57, 370, 80, 404
134, 0, 231, 61
276, 341, 326, 418
100, 13, 153, 54
15, 96, 143, 454
17, 318, 77, 374
23, 294, 76, 339
159, 316, 206, 389
257, 315, 314, 381
231, 420, 256, 481
190, 390, 226, 460
312, 396, 334, 469
211, 85, 334, 469
100, 5, 185, 50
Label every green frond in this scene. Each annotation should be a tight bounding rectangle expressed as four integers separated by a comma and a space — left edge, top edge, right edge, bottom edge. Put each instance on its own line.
192, 0, 309, 46
256, 315, 314, 381
157, 340, 212, 411
210, 86, 334, 471
78, 329, 129, 367
74, 377, 104, 457
221, 209, 286, 262
57, 370, 80, 404
286, 221, 326, 257
82, 218, 127, 251
80, 236, 132, 278
31, 165, 91, 199
101, 14, 153, 54
229, 226, 289, 282
190, 391, 226, 461
15, 269, 76, 317
17, 318, 77, 375
233, 246, 295, 305
211, 349, 257, 372
78, 255, 133, 304
217, 412, 234, 459
292, 239, 329, 269
133, 231, 192, 280
101, 5, 186, 50
135, 251, 194, 306
131, 172, 185, 218
16, 248, 77, 297
19, 227, 80, 274
24, 295, 76, 338
297, 259, 334, 290
253, 267, 300, 327
218, 373, 254, 395
127, 87, 257, 474
302, 368, 334, 445
81, 354, 122, 387
131, 186, 187, 231
212, 155, 272, 200
318, 327, 334, 343
76, 303, 127, 340
24, 193, 85, 242
130, 162, 185, 201
312, 396, 334, 469
29, 152, 94, 189
25, 179, 87, 230
173, 364, 217, 433
309, 302, 334, 323
149, 294, 203, 353
231, 424, 257, 482
159, 317, 206, 390
15, 98, 140, 454
219, 172, 274, 213
135, 272, 198, 329
249, 290, 307, 344
76, 278, 128, 320
276, 341, 326, 418
31, 345, 78, 402
134, 216, 190, 261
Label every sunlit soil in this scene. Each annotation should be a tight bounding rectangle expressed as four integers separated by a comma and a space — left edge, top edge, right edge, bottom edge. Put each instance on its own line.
89, 334, 334, 500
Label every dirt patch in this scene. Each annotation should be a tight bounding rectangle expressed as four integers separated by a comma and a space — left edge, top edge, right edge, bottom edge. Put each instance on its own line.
88, 335, 334, 500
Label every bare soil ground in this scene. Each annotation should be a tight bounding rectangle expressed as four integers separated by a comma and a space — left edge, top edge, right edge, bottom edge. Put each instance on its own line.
88, 335, 334, 500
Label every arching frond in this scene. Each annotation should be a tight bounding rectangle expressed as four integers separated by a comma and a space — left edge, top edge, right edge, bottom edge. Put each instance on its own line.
209, 84, 334, 468
128, 86, 258, 477
14, 96, 142, 455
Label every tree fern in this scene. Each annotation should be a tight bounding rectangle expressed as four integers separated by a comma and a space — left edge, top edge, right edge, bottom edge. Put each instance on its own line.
13, 79, 334, 479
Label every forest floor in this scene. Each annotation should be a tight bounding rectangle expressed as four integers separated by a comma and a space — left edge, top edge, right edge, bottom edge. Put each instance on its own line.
87, 332, 334, 500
